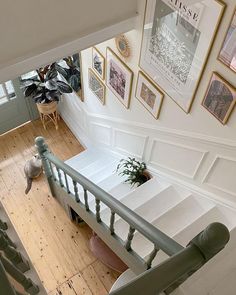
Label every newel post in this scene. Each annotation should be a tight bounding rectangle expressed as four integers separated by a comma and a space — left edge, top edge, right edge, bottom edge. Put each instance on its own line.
35, 136, 55, 197
189, 222, 230, 261
164, 222, 230, 294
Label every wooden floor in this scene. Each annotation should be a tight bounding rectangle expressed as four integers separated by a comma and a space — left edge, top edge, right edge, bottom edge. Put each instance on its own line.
0, 119, 119, 294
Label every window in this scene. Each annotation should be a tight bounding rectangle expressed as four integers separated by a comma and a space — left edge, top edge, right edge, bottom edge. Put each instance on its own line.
0, 81, 16, 105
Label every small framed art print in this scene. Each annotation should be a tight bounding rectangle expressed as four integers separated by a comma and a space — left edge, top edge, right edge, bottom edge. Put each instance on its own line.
135, 71, 164, 119
202, 72, 236, 125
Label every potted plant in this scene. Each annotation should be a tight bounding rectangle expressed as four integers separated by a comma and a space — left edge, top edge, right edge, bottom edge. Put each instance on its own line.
22, 63, 73, 117
116, 157, 151, 187
55, 54, 82, 94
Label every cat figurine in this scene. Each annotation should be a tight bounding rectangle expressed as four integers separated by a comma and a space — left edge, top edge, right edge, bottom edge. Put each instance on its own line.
24, 154, 42, 194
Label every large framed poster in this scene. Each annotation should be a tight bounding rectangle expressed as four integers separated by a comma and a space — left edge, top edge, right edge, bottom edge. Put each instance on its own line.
139, 0, 225, 113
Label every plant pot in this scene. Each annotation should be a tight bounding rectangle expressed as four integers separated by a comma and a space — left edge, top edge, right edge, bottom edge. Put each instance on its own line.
139, 170, 151, 185
36, 101, 57, 115
36, 101, 59, 130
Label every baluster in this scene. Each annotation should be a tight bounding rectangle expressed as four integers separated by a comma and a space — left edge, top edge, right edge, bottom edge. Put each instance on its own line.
83, 189, 89, 211
0, 234, 29, 273
146, 246, 159, 269
56, 167, 64, 187
73, 180, 80, 202
49, 161, 56, 181
0, 219, 8, 230
0, 260, 18, 295
110, 211, 115, 235
95, 199, 101, 223
63, 172, 70, 193
0, 255, 39, 295
125, 226, 135, 251
0, 229, 16, 248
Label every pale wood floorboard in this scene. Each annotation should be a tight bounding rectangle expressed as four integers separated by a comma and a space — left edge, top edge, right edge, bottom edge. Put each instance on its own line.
0, 119, 119, 294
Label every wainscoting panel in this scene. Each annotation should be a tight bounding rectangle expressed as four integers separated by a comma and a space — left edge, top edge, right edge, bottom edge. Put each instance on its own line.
203, 156, 236, 197
113, 129, 148, 158
90, 122, 112, 146
149, 139, 207, 179
60, 94, 236, 207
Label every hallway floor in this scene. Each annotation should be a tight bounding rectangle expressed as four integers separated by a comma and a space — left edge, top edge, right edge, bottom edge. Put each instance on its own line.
0, 119, 119, 294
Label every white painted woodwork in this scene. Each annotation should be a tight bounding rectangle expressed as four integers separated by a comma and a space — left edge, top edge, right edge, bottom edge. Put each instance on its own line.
63, 148, 236, 295
0, 1, 138, 83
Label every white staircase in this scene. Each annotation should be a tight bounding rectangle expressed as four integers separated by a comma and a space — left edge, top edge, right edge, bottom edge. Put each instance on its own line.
64, 148, 236, 295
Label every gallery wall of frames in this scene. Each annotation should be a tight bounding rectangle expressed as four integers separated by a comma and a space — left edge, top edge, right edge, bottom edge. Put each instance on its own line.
82, 0, 235, 129
60, 0, 236, 206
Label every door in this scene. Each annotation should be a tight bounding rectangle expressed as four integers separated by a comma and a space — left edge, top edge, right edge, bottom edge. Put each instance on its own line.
0, 78, 39, 135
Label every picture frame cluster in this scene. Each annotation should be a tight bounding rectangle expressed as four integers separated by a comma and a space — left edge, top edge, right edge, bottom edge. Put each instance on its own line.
88, 1, 235, 125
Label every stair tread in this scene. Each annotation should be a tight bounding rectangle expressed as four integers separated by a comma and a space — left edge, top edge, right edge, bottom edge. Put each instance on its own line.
65, 148, 103, 170
89, 160, 120, 183
151, 207, 236, 278
100, 177, 171, 225
122, 196, 215, 258
113, 186, 187, 241
88, 182, 135, 213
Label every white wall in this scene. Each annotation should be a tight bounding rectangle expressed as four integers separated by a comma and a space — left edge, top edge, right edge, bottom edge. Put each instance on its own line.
60, 0, 236, 208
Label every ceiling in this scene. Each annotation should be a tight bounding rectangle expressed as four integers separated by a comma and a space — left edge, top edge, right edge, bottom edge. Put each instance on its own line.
0, 0, 138, 82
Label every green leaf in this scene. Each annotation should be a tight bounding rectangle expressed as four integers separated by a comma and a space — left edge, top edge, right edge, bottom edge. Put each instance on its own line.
69, 75, 80, 92
24, 84, 37, 97
57, 80, 73, 93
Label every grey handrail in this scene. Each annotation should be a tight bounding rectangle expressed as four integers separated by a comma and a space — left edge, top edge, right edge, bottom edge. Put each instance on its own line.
36, 136, 183, 256
110, 223, 230, 295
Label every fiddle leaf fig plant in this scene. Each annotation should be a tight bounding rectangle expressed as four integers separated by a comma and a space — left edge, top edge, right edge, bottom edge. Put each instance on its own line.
21, 63, 73, 104
116, 157, 150, 187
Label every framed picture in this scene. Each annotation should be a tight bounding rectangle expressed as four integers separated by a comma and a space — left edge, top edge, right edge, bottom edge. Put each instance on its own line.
202, 72, 236, 125
135, 71, 164, 119
92, 47, 105, 80
106, 47, 133, 109
139, 0, 225, 113
88, 69, 106, 105
218, 8, 236, 73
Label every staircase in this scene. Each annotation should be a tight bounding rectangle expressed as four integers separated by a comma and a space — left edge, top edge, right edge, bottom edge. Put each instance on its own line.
62, 147, 236, 295
35, 136, 234, 294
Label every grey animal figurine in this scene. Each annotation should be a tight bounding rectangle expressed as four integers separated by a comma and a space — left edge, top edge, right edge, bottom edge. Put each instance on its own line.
24, 154, 42, 194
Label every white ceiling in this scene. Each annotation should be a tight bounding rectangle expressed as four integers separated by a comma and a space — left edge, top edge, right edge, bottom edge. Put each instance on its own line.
0, 0, 138, 82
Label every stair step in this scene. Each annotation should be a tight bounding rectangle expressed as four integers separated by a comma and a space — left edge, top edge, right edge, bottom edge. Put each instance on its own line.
129, 196, 215, 258
65, 148, 103, 171
96, 173, 125, 192
151, 206, 227, 266
79, 156, 117, 178
113, 186, 188, 242
100, 177, 171, 225
89, 160, 120, 183
88, 181, 135, 213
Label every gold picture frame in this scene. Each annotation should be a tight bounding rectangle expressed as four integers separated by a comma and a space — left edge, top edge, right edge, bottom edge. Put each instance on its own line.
78, 52, 84, 102
88, 68, 106, 105
92, 47, 105, 80
218, 7, 236, 74
139, 0, 225, 113
202, 72, 236, 125
135, 71, 164, 119
106, 47, 133, 109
